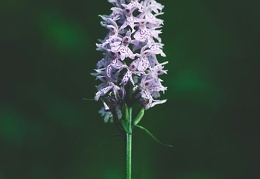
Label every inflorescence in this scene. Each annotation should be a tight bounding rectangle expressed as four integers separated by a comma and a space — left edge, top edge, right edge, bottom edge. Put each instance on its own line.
92, 0, 167, 123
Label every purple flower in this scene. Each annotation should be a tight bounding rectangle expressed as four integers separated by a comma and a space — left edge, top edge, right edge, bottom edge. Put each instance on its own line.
92, 0, 167, 122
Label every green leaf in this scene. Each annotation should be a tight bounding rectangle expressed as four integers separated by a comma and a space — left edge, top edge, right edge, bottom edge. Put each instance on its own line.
133, 108, 144, 125
123, 103, 129, 122
121, 121, 131, 134
135, 125, 173, 148
121, 103, 132, 134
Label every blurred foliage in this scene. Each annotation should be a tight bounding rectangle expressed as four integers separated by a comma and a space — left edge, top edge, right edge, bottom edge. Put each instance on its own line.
0, 0, 259, 179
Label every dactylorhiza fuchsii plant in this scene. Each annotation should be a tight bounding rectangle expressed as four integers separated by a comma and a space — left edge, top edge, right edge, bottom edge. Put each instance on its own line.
91, 0, 171, 178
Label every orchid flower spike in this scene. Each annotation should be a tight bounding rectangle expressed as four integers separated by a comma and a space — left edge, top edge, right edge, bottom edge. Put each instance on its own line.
92, 0, 167, 125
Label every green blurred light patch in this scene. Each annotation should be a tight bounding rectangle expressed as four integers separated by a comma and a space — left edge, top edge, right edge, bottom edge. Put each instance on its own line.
173, 69, 210, 92
39, 11, 90, 53
101, 167, 123, 179
0, 109, 27, 146
167, 69, 224, 110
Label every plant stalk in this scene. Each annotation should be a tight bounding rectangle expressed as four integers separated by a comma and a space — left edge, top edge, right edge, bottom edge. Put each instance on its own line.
126, 107, 132, 179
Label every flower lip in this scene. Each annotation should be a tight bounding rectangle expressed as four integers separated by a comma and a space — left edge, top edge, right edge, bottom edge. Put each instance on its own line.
125, 9, 130, 15
123, 36, 130, 45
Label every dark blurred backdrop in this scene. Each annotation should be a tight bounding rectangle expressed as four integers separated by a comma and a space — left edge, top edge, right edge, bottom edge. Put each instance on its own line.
0, 0, 259, 179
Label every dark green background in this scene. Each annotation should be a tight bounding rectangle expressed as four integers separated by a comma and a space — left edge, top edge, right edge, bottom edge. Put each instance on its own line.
1, 0, 259, 178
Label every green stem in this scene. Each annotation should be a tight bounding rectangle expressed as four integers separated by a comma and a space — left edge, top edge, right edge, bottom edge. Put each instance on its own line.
126, 107, 132, 179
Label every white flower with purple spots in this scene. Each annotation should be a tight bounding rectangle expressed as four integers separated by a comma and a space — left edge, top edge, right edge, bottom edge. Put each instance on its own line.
92, 0, 167, 123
